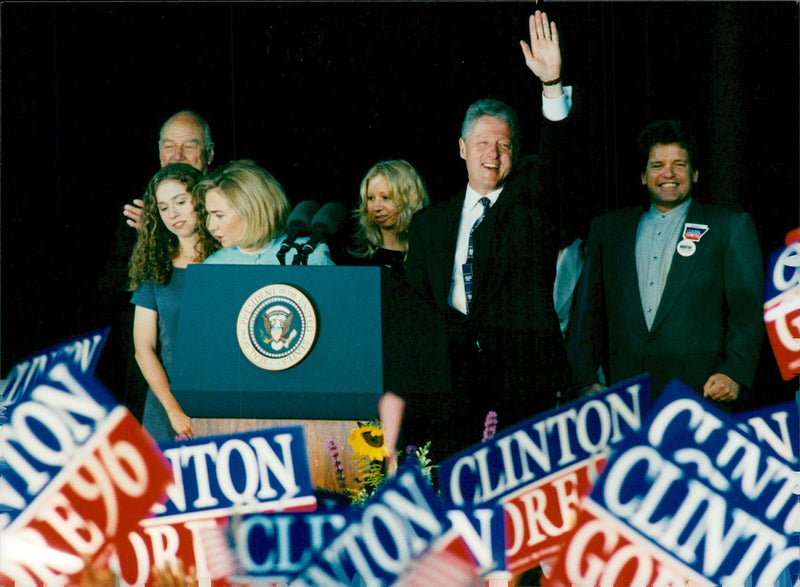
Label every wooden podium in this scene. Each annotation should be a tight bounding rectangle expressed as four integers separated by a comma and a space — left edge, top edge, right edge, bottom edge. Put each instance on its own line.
172, 265, 384, 492
192, 417, 361, 492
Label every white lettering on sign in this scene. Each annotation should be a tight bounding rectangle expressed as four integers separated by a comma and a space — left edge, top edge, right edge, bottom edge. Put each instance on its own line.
563, 514, 699, 587
444, 509, 497, 574
296, 469, 443, 586
601, 444, 797, 585
505, 471, 582, 555
740, 410, 796, 464
0, 363, 108, 502
160, 432, 301, 514
772, 243, 800, 292
237, 513, 348, 574
2, 333, 105, 408
448, 384, 642, 506
0, 528, 85, 586
647, 399, 800, 533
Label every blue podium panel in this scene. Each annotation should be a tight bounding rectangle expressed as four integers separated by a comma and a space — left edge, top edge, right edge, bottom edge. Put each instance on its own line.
171, 265, 383, 420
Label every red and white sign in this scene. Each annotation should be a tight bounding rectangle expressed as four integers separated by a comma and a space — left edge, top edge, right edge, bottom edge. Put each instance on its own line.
1, 406, 172, 585
764, 228, 800, 380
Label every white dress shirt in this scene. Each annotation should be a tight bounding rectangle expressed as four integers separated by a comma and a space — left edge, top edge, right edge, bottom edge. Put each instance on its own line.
449, 186, 502, 314
447, 87, 573, 315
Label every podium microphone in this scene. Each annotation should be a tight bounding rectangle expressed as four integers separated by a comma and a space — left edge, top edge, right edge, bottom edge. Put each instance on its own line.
294, 202, 347, 265
277, 200, 320, 265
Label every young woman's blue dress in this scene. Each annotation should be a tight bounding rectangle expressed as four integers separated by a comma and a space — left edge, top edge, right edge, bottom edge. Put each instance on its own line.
130, 267, 186, 442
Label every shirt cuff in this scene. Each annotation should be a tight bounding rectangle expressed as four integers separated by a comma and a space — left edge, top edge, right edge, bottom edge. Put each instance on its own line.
542, 86, 573, 122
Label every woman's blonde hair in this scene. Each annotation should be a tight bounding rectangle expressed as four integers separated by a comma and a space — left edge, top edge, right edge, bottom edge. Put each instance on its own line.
195, 160, 290, 250
351, 159, 429, 258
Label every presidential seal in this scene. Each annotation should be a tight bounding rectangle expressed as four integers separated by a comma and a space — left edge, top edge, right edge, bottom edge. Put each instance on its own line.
237, 284, 318, 370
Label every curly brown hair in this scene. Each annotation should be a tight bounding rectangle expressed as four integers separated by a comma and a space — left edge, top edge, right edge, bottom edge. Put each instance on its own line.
127, 163, 220, 290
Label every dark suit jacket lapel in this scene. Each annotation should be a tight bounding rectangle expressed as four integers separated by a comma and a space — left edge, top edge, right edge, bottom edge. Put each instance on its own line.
650, 199, 705, 332
615, 207, 650, 335
432, 193, 466, 307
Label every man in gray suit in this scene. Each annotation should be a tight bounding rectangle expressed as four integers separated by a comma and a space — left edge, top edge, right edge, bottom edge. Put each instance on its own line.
567, 119, 764, 405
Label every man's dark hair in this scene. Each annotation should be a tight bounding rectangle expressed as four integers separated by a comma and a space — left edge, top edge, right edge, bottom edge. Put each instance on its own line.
636, 119, 698, 170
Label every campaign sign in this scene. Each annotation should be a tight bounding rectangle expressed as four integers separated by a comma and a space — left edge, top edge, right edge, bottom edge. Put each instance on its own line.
111, 514, 235, 586
443, 506, 506, 578
0, 329, 110, 525
291, 465, 463, 586
438, 376, 650, 574
112, 427, 317, 585
0, 334, 172, 586
735, 401, 799, 468
736, 401, 800, 533
156, 427, 315, 520
501, 458, 606, 574
233, 508, 352, 583
1, 329, 108, 406
543, 499, 715, 587
394, 505, 507, 586
763, 235, 800, 380
546, 380, 800, 587
736, 401, 800, 544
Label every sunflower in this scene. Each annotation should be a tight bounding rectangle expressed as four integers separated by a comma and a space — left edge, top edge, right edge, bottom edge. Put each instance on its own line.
349, 423, 386, 461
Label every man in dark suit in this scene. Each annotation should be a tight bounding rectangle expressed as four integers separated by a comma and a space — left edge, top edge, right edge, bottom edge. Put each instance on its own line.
567, 119, 764, 406
122, 110, 215, 229
404, 11, 576, 458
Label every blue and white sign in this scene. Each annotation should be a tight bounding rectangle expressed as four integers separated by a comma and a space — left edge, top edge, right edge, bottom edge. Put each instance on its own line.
152, 426, 316, 522
438, 375, 650, 508
0, 330, 113, 526
585, 380, 799, 586
291, 465, 452, 586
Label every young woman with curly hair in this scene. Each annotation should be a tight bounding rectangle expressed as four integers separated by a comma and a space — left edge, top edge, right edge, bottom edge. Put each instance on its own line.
128, 162, 219, 441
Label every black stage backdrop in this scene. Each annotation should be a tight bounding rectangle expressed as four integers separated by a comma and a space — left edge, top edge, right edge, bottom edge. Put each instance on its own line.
2, 2, 798, 408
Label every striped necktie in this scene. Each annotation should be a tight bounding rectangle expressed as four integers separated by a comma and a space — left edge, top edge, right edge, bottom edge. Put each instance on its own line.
462, 197, 491, 314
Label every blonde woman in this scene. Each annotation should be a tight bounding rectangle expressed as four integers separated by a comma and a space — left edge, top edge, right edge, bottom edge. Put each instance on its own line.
200, 160, 334, 265
349, 159, 429, 276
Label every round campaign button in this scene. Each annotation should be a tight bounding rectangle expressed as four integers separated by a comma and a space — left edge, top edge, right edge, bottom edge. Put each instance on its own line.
676, 239, 696, 257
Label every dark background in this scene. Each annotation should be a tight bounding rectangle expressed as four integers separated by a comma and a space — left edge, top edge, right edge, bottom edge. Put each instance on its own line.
2, 2, 798, 406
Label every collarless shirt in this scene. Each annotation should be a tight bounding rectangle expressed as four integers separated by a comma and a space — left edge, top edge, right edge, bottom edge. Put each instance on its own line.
635, 199, 691, 330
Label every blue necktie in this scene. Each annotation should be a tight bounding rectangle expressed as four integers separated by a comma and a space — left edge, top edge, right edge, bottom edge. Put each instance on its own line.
462, 197, 490, 314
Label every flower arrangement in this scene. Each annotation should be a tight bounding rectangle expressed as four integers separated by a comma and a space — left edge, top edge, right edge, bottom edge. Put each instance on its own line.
327, 419, 433, 505
348, 420, 387, 503
326, 410, 498, 504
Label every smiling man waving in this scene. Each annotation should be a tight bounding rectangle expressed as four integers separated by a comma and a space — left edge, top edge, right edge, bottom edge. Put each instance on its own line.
404, 11, 577, 458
